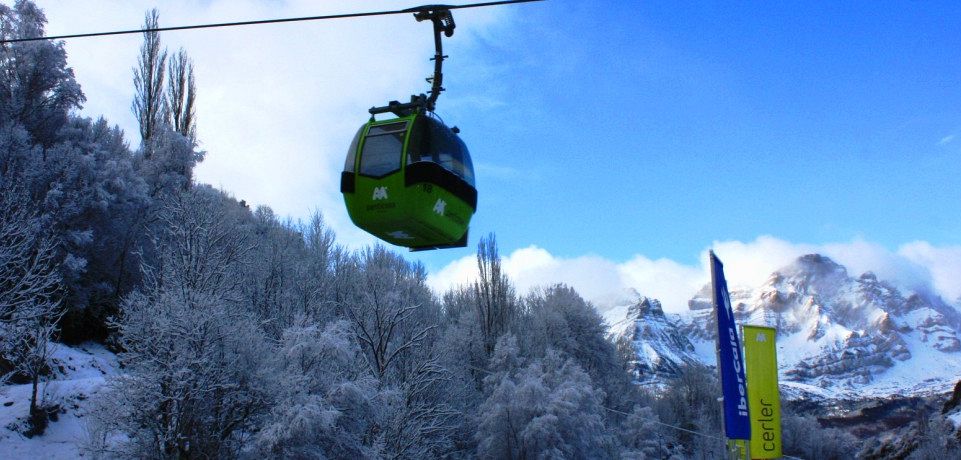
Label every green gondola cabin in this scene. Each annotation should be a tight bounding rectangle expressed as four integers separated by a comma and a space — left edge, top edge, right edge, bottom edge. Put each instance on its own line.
340, 111, 476, 250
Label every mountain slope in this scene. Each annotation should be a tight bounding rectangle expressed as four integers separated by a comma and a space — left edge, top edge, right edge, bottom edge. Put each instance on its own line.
614, 254, 961, 398
608, 295, 701, 384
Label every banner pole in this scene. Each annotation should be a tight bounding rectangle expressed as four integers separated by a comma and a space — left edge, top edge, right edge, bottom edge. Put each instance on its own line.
739, 325, 751, 460
711, 250, 753, 457
710, 251, 733, 459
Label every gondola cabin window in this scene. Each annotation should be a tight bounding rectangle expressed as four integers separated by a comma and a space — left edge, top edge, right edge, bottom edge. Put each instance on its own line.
407, 119, 475, 186
359, 121, 408, 177
344, 126, 362, 172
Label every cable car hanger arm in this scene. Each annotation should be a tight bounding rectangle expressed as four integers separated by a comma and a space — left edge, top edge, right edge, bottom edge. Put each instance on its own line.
417, 8, 454, 112
368, 6, 456, 118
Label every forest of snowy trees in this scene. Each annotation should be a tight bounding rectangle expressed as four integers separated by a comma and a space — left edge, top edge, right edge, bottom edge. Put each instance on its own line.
0, 2, 865, 458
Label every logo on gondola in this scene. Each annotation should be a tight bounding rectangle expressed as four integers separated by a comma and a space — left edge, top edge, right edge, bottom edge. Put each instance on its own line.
372, 187, 388, 200
433, 198, 446, 216
387, 230, 414, 240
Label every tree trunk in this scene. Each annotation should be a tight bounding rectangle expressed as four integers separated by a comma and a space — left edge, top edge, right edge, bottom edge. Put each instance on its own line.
29, 371, 39, 417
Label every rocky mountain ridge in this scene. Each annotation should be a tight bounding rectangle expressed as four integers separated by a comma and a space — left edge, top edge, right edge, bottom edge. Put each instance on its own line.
608, 254, 961, 398
608, 295, 701, 384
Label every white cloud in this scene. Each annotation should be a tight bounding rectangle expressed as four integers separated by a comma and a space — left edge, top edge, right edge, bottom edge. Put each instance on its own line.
428, 236, 961, 317
821, 240, 931, 290
707, 236, 817, 288
898, 242, 961, 302
427, 244, 712, 315
940, 134, 956, 145
427, 246, 623, 303
708, 236, 932, 291
502, 248, 621, 302
427, 252, 477, 292
615, 255, 704, 313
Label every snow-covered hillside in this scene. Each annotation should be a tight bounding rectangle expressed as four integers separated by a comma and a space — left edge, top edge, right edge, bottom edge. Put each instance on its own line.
0, 343, 117, 459
608, 254, 961, 399
607, 295, 702, 384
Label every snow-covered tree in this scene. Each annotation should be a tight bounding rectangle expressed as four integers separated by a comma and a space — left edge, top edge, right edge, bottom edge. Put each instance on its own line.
295, 212, 344, 323
521, 284, 635, 412
132, 8, 166, 150
0, 180, 63, 435
256, 320, 385, 458
1, 1, 153, 342
473, 233, 517, 356
617, 405, 673, 459
92, 187, 267, 458
652, 364, 725, 458
166, 48, 196, 143
0, 0, 84, 147
343, 246, 436, 380
136, 124, 203, 197
242, 206, 306, 337
781, 413, 857, 459
476, 342, 614, 459
907, 414, 960, 459
383, 352, 458, 459
440, 285, 490, 391
337, 246, 463, 457
131, 9, 203, 197
31, 117, 150, 341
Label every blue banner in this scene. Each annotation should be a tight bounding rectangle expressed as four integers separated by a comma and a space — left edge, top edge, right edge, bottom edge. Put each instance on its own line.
711, 251, 751, 440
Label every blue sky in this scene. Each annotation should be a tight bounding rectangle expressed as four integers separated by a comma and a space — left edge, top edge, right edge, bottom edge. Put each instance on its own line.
36, 0, 961, 311
438, 0, 961, 264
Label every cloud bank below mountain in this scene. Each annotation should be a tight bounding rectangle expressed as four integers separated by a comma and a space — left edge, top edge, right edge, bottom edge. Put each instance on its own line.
427, 236, 961, 315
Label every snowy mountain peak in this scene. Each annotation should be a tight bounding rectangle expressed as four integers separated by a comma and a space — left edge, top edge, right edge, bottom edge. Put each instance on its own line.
764, 254, 855, 306
609, 296, 700, 384
673, 254, 961, 397
627, 296, 665, 319
780, 253, 848, 282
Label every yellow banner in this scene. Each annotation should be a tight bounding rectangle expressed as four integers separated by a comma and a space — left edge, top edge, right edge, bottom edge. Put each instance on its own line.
742, 325, 782, 459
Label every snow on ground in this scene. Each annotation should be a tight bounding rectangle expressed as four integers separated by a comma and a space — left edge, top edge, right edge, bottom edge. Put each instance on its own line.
641, 318, 960, 402
793, 323, 851, 367
594, 299, 958, 403
863, 329, 961, 397
0, 343, 118, 459
775, 325, 961, 400
779, 380, 837, 401
601, 303, 632, 337
948, 411, 961, 430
